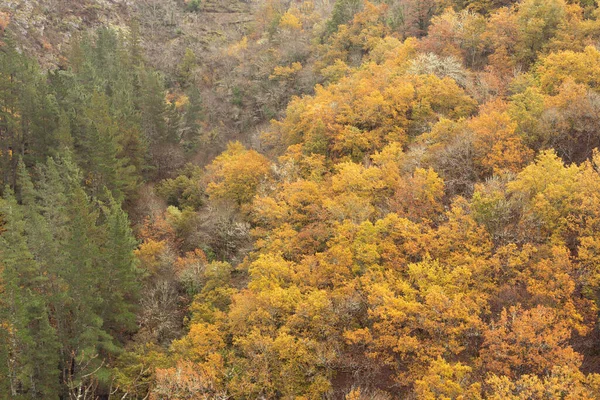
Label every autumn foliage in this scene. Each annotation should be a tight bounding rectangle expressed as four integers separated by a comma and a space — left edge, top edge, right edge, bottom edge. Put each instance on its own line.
4, 0, 600, 398
135, 0, 600, 395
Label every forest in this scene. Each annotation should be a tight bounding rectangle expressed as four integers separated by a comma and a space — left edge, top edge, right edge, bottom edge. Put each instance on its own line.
2, 0, 600, 398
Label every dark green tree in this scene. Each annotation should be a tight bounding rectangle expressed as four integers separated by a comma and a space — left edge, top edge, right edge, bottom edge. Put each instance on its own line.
181, 86, 203, 152
325, 0, 363, 36
0, 186, 60, 399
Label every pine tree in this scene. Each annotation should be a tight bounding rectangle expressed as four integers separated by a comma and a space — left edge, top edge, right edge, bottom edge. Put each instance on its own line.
325, 0, 362, 36
78, 91, 137, 201
0, 34, 27, 189
181, 86, 203, 152
98, 190, 140, 339
52, 109, 74, 154
0, 187, 60, 399
128, 19, 144, 68
20, 71, 59, 166
32, 156, 141, 395
165, 99, 182, 145
177, 48, 197, 86
139, 69, 168, 144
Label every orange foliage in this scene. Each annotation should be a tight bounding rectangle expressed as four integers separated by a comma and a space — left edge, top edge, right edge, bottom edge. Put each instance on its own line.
138, 212, 178, 246
469, 101, 533, 176
0, 12, 9, 33
152, 358, 226, 400
480, 305, 582, 379
174, 249, 207, 277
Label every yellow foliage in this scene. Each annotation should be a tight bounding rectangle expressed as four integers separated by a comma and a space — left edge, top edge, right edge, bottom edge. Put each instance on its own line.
414, 358, 482, 400
171, 323, 225, 362
226, 36, 248, 57
486, 366, 600, 400
275, 53, 475, 163
279, 11, 302, 31
134, 239, 167, 274
469, 102, 533, 176
142, 3, 600, 397
205, 141, 271, 206
537, 46, 600, 94
269, 62, 303, 80
507, 150, 581, 242
320, 59, 352, 83
390, 168, 445, 222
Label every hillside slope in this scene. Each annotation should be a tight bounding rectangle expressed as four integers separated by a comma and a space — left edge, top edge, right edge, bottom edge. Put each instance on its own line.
3, 0, 600, 399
